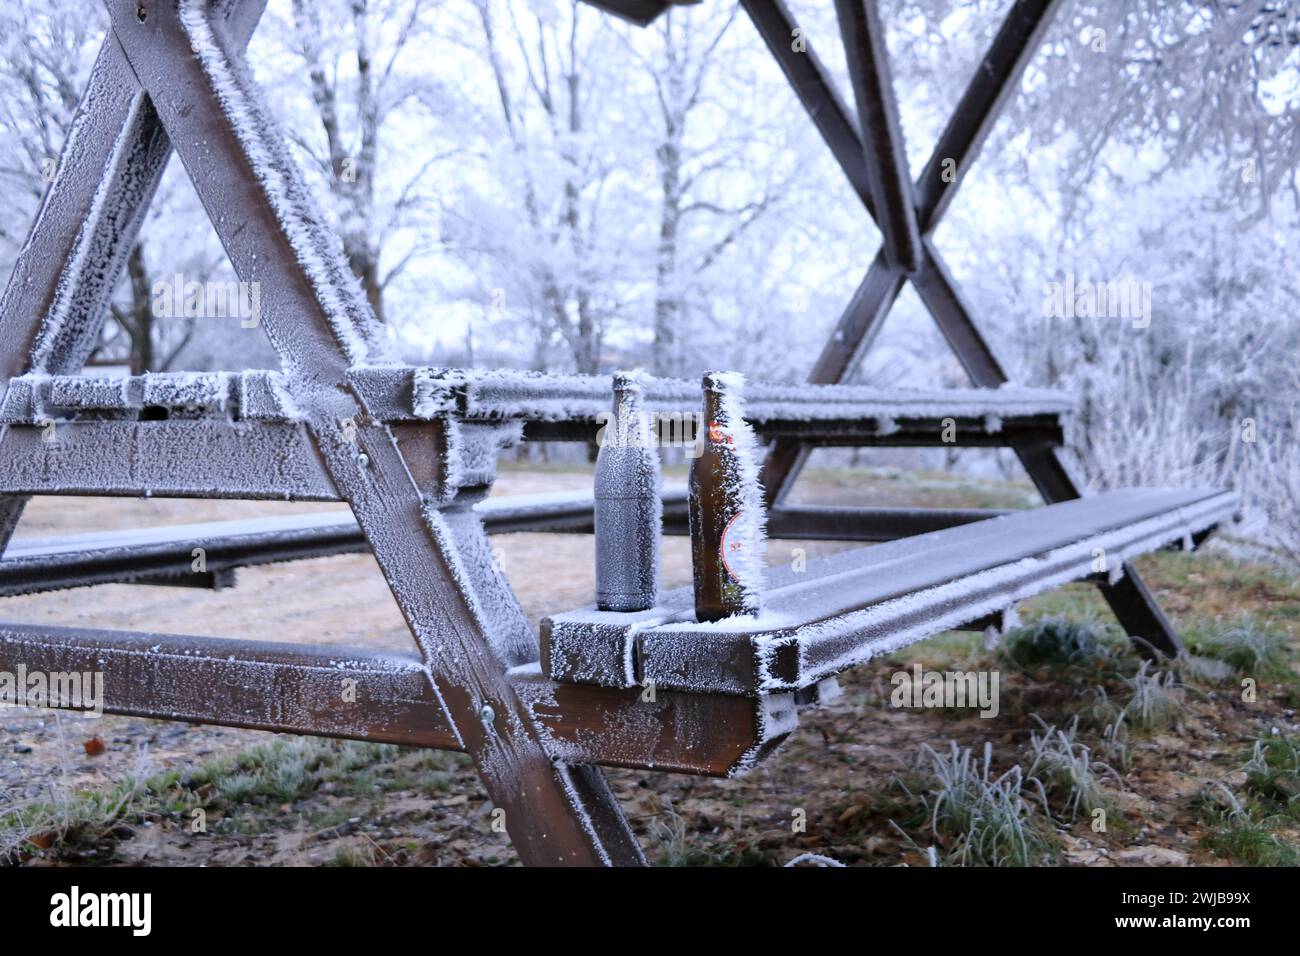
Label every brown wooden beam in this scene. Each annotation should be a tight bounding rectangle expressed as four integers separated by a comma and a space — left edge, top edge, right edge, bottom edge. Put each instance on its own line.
765, 504, 1007, 541
740, 0, 876, 212
834, 0, 922, 271
915, 0, 1063, 230
759, 1, 1065, 505
668, 504, 1018, 555
754, 0, 1072, 505
1097, 564, 1185, 660
909, 238, 1010, 387
546, 489, 1232, 695
760, 251, 906, 506
511, 669, 780, 777
0, 624, 450, 746
0, 623, 774, 777
0, 420, 340, 500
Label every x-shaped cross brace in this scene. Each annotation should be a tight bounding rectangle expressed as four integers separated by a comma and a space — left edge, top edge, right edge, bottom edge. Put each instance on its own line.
741, 0, 1183, 657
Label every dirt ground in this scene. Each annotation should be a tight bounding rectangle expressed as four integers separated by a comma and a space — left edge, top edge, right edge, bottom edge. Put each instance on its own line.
2, 466, 1297, 866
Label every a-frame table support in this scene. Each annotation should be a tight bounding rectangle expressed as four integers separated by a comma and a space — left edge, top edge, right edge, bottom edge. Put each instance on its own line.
0, 0, 645, 866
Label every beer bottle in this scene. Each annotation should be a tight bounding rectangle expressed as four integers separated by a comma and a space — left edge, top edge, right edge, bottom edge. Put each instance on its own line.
594, 372, 661, 611
688, 371, 765, 621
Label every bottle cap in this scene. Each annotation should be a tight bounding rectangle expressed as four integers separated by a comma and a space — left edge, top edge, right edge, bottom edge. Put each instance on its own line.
613, 370, 648, 394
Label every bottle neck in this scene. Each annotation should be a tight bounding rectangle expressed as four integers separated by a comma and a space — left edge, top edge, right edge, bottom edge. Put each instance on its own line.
702, 386, 732, 447
610, 384, 648, 447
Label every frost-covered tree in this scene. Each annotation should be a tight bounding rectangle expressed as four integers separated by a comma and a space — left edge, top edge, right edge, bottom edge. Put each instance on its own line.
0, 0, 253, 373
439, 0, 644, 375
271, 0, 454, 324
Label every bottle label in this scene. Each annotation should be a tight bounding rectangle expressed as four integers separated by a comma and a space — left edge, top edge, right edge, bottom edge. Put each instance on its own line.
720, 510, 750, 584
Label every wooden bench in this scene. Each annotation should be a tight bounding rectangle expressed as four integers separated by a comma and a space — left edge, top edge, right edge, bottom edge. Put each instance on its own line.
544, 487, 1236, 695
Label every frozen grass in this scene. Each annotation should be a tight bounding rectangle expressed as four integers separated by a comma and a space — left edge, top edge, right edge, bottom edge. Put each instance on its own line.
785, 852, 847, 867
215, 740, 323, 804
1025, 716, 1119, 820
155, 738, 461, 808
1195, 734, 1300, 866
0, 748, 152, 864
1117, 661, 1184, 733
1085, 660, 1185, 735
648, 798, 774, 867
899, 741, 1054, 867
1242, 735, 1300, 821
1187, 617, 1292, 679
1019, 548, 1300, 714
328, 844, 382, 867
1, 779, 143, 863
3, 738, 466, 862
1198, 815, 1300, 866
997, 616, 1131, 682
325, 838, 398, 867
646, 799, 690, 864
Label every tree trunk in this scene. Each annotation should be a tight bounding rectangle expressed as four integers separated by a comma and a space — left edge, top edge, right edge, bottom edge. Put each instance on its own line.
652, 134, 683, 377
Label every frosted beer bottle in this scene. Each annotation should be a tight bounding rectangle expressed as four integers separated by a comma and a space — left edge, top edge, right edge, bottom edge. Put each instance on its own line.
689, 372, 763, 622
594, 372, 661, 611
